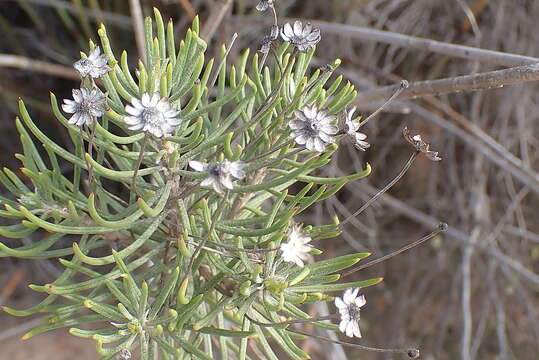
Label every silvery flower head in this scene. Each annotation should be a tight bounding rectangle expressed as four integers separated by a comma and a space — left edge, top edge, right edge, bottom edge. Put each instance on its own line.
280, 223, 313, 267
403, 127, 442, 161
289, 104, 338, 152
74, 46, 111, 79
189, 160, 247, 194
256, 0, 273, 11
118, 349, 132, 360
335, 288, 366, 338
281, 21, 321, 52
124, 93, 182, 138
62, 88, 106, 127
344, 107, 370, 151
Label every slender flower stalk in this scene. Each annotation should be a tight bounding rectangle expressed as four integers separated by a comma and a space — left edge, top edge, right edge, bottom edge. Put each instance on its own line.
357, 80, 409, 128
340, 151, 419, 226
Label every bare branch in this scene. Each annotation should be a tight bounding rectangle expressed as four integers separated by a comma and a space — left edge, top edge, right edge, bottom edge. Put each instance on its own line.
0, 54, 78, 79
176, 0, 197, 20
128, 0, 146, 64
354, 63, 539, 105
200, 0, 233, 43
311, 20, 539, 67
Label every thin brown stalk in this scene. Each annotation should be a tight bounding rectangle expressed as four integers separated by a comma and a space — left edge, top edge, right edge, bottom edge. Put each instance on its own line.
0, 54, 78, 79
200, 0, 233, 43
176, 0, 197, 20
354, 63, 539, 105
128, 0, 146, 63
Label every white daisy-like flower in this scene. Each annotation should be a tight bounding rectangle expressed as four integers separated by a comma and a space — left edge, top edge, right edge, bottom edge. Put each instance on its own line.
335, 288, 366, 338
73, 46, 111, 79
281, 21, 321, 52
119, 349, 132, 360
62, 88, 106, 127
256, 0, 273, 11
289, 104, 339, 152
344, 107, 370, 151
280, 223, 313, 267
189, 160, 247, 194
124, 93, 182, 138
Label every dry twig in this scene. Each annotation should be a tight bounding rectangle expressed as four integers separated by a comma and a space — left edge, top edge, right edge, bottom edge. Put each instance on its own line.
0, 54, 78, 79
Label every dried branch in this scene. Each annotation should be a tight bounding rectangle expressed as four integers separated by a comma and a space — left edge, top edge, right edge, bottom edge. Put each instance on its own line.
311, 20, 539, 67
176, 0, 197, 20
0, 54, 78, 79
200, 0, 233, 43
128, 0, 146, 64
354, 63, 539, 105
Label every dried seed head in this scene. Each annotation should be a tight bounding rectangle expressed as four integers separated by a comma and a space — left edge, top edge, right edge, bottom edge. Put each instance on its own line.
256, 0, 274, 11
62, 88, 106, 127
74, 46, 111, 79
403, 126, 442, 161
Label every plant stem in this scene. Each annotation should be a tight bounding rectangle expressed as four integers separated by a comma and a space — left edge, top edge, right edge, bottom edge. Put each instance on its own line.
340, 151, 418, 226
131, 132, 149, 200
342, 223, 447, 277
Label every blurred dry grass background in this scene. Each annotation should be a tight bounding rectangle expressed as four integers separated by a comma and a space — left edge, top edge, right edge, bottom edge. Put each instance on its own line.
1, 0, 538, 359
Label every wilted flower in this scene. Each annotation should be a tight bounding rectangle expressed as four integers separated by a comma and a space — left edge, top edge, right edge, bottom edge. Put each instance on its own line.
256, 0, 273, 11
74, 46, 111, 79
281, 21, 321, 52
189, 160, 247, 194
343, 107, 370, 151
335, 288, 366, 338
124, 93, 182, 138
62, 88, 106, 127
403, 127, 442, 161
280, 223, 313, 267
289, 104, 338, 152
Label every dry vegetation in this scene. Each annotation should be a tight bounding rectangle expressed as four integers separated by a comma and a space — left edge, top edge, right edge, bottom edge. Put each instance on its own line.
1, 0, 538, 359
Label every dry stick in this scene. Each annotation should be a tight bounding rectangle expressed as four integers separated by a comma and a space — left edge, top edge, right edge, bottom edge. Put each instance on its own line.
360, 183, 539, 286
340, 151, 419, 227
291, 329, 419, 359
0, 54, 78, 79
128, 0, 146, 64
342, 223, 447, 278
309, 20, 539, 67
354, 63, 539, 105
176, 0, 197, 20
200, 0, 233, 43
357, 79, 409, 127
